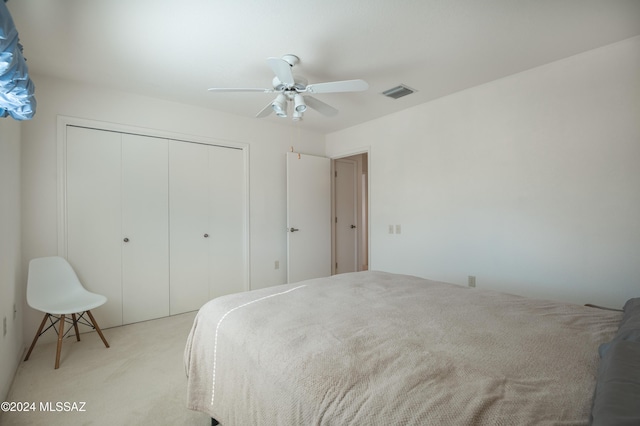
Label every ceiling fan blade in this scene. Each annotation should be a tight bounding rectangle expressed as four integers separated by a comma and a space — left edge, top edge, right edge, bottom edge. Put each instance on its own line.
208, 87, 275, 93
267, 57, 295, 86
256, 101, 274, 118
304, 96, 338, 117
305, 79, 369, 94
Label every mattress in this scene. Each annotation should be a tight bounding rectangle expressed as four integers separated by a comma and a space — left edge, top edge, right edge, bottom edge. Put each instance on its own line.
184, 271, 622, 425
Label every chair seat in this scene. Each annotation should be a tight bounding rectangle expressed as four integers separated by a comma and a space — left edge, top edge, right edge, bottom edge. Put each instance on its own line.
29, 289, 107, 315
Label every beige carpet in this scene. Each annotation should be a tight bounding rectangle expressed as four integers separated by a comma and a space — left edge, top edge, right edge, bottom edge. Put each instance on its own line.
1, 311, 210, 426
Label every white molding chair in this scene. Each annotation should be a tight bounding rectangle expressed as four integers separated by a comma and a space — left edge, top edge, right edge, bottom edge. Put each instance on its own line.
24, 256, 110, 369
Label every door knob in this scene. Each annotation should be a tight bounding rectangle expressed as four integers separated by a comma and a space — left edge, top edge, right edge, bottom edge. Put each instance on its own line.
204, 233, 209, 238
123, 237, 129, 242
350, 225, 357, 229
289, 228, 299, 232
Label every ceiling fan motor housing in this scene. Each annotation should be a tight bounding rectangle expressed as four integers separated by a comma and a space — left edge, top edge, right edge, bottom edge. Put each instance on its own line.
281, 54, 300, 67
272, 75, 308, 92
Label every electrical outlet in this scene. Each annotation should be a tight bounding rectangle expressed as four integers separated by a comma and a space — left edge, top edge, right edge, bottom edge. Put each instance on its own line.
468, 276, 476, 288
395, 224, 402, 234
388, 225, 394, 234
274, 260, 280, 270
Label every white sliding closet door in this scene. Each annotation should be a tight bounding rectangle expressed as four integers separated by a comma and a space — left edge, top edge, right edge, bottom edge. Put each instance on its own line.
169, 141, 210, 314
64, 124, 246, 325
169, 141, 245, 315
121, 134, 169, 324
66, 126, 123, 328
208, 147, 245, 298
66, 127, 170, 327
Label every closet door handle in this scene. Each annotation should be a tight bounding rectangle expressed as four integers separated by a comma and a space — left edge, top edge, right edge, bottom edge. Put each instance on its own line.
123, 237, 129, 243
203, 234, 209, 238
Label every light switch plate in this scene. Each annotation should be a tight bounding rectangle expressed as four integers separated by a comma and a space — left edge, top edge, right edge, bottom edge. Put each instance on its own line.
468, 276, 476, 288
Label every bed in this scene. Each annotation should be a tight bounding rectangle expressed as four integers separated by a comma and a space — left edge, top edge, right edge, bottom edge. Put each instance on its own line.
184, 271, 639, 425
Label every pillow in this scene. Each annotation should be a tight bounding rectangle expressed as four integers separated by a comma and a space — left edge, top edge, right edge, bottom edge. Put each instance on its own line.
620, 298, 640, 336
591, 340, 640, 425
598, 297, 640, 357
614, 297, 640, 342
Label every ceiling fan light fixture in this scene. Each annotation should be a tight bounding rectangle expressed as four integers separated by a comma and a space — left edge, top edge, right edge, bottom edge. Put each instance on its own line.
294, 94, 307, 113
272, 93, 287, 117
292, 110, 304, 121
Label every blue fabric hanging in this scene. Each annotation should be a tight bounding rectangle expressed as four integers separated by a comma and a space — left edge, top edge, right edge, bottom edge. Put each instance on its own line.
1, 0, 36, 120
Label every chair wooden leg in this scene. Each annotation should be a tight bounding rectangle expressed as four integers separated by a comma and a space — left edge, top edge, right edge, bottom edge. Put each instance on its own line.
71, 313, 81, 341
24, 313, 49, 361
55, 314, 65, 369
86, 310, 110, 348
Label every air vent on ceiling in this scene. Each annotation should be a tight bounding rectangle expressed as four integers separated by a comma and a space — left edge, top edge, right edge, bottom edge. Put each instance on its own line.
382, 84, 416, 99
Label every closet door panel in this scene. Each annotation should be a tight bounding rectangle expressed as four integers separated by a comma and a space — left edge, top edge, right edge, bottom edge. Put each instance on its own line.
66, 126, 123, 328
121, 134, 170, 323
169, 141, 210, 314
208, 146, 245, 298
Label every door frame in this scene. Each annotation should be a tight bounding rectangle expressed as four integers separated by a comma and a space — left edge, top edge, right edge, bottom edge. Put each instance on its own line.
330, 147, 370, 275
56, 115, 252, 291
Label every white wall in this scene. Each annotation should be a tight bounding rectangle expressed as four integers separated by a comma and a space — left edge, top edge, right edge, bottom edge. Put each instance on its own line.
0, 117, 23, 400
20, 75, 325, 343
327, 36, 640, 308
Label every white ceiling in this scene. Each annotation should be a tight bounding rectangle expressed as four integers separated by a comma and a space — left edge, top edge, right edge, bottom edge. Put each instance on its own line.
7, 0, 640, 134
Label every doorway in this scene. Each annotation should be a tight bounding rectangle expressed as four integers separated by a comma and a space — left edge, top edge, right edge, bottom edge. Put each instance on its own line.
332, 152, 369, 274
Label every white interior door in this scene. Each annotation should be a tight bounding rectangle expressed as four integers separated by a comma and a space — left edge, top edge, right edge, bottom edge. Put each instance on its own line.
334, 159, 358, 274
286, 152, 331, 283
121, 134, 169, 324
66, 126, 122, 328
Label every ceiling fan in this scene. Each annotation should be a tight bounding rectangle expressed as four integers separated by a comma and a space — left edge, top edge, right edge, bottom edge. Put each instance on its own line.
208, 54, 368, 121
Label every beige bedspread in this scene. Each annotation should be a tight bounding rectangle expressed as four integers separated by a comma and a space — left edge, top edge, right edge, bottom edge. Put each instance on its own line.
184, 271, 621, 425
